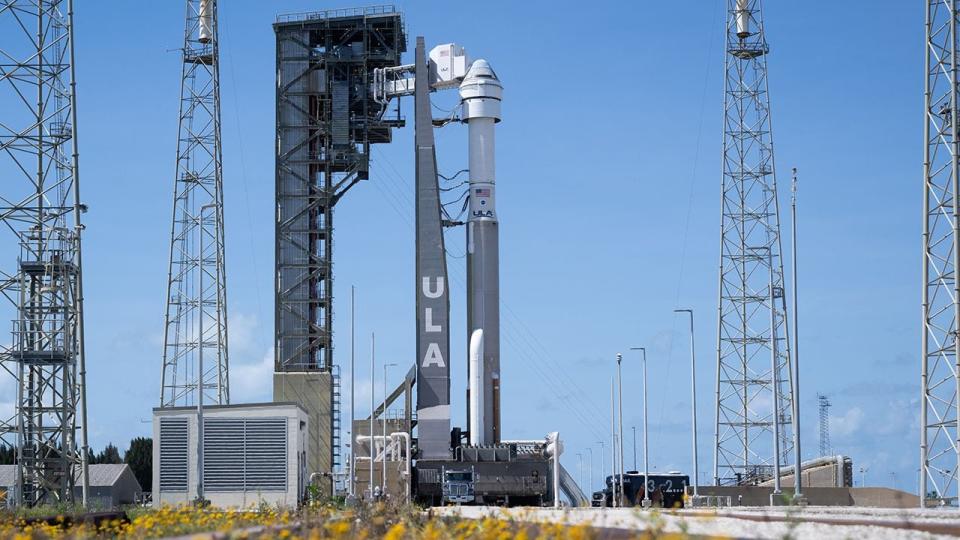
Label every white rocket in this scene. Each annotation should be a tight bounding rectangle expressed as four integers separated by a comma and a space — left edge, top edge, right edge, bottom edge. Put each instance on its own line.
460, 59, 502, 445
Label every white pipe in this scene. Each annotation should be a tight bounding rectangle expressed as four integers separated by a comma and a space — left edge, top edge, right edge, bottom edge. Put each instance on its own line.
199, 0, 213, 43
469, 329, 484, 445
735, 0, 750, 38
553, 436, 561, 508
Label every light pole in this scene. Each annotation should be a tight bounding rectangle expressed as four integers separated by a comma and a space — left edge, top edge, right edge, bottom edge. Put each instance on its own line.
674, 308, 700, 500
767, 247, 783, 500
369, 333, 375, 500
196, 203, 216, 504
790, 167, 803, 501
632, 426, 637, 471
349, 285, 356, 497
597, 440, 605, 493
577, 452, 584, 494
630, 347, 651, 508
383, 362, 397, 493
616, 353, 625, 507
587, 446, 594, 493
609, 378, 618, 508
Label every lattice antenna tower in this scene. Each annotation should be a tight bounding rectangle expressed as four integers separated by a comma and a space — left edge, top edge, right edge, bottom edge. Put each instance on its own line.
921, 0, 960, 505
160, 0, 229, 407
0, 0, 90, 506
817, 393, 831, 457
713, 0, 795, 486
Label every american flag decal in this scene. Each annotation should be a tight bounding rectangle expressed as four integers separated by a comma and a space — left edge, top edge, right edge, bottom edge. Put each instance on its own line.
474, 188, 491, 197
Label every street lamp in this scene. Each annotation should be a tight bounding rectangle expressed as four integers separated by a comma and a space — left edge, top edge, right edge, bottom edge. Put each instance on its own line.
383, 362, 398, 493
616, 353, 625, 507
349, 285, 356, 498
369, 333, 375, 500
609, 378, 617, 508
195, 202, 217, 505
630, 347, 651, 508
674, 308, 700, 500
577, 453, 584, 494
596, 441, 605, 506
632, 426, 637, 471
587, 446, 594, 493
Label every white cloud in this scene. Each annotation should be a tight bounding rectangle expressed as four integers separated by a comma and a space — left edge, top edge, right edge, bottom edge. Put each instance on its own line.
228, 312, 265, 358
230, 347, 273, 403
831, 406, 864, 438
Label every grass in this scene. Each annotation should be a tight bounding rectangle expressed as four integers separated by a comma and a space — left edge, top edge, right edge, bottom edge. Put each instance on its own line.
0, 501, 614, 539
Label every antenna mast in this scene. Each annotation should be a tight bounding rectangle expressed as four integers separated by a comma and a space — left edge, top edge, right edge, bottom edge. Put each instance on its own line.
817, 394, 831, 457
714, 0, 795, 486
160, 0, 229, 407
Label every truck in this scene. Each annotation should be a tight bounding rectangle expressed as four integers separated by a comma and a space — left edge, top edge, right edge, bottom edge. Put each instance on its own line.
441, 467, 476, 505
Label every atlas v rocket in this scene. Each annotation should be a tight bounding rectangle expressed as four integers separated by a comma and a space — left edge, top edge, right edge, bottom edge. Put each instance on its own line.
461, 60, 503, 446
412, 39, 503, 457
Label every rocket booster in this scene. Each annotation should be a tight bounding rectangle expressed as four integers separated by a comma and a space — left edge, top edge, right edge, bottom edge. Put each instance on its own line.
460, 59, 502, 444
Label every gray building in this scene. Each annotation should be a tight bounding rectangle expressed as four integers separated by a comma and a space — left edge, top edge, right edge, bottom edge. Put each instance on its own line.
153, 402, 308, 508
0, 464, 143, 509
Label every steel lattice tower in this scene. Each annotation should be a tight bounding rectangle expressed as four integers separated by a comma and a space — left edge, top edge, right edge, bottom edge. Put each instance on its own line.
817, 393, 831, 457
713, 0, 795, 486
921, 0, 960, 506
160, 0, 229, 408
0, 0, 89, 506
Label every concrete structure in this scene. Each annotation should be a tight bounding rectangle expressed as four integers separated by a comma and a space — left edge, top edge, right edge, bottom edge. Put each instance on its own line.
274, 372, 332, 495
152, 402, 307, 508
0, 465, 141, 510
759, 455, 852, 489
352, 417, 410, 499
692, 485, 920, 508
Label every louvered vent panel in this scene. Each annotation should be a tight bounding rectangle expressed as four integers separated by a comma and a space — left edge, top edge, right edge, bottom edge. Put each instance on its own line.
203, 418, 245, 491
159, 417, 188, 492
197, 417, 288, 492
244, 418, 287, 491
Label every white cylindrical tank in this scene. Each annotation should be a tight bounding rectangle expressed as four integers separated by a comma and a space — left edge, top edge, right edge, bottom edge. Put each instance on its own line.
468, 329, 484, 446
735, 0, 751, 39
199, 0, 213, 44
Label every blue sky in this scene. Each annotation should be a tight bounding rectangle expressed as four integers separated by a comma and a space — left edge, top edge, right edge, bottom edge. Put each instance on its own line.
57, 1, 919, 494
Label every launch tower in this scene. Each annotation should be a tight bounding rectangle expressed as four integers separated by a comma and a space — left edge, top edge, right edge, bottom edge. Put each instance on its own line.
160, 0, 230, 409
921, 0, 960, 506
714, 0, 795, 487
0, 0, 90, 506
273, 7, 406, 495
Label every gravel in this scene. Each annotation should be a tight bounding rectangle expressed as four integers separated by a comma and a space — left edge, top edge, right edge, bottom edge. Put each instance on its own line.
435, 505, 960, 539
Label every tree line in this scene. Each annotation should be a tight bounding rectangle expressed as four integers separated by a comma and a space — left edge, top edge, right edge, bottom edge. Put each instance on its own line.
0, 438, 152, 492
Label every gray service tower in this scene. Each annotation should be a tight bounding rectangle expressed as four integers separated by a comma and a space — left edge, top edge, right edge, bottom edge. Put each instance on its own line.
273, 7, 405, 497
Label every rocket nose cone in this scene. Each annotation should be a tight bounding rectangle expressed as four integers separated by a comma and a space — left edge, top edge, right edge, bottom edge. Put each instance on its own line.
464, 59, 499, 81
